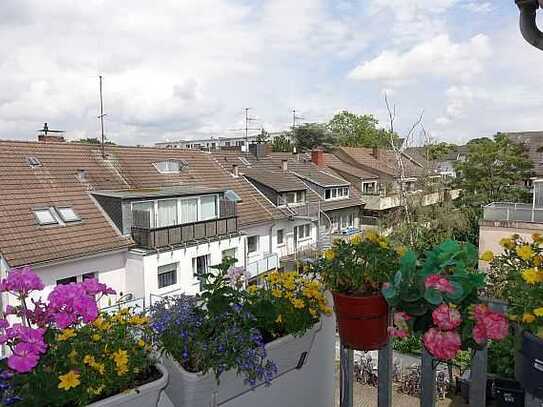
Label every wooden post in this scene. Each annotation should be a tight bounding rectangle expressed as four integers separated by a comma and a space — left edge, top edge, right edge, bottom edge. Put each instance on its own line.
470, 347, 488, 407
378, 341, 393, 407
420, 348, 436, 407
340, 343, 353, 407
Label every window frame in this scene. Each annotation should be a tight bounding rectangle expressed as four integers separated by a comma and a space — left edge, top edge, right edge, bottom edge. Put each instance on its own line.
56, 207, 80, 223
34, 208, 58, 226
157, 262, 178, 289
277, 229, 284, 246
247, 236, 259, 254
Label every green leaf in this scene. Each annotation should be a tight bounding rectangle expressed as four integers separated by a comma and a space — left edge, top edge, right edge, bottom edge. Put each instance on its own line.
393, 271, 402, 287
445, 281, 464, 301
424, 288, 443, 305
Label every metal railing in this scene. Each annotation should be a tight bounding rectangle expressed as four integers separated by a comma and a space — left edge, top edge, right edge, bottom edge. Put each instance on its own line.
246, 253, 279, 279
483, 202, 543, 223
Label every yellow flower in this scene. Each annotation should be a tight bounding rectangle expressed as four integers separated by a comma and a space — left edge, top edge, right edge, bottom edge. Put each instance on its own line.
323, 249, 335, 261
522, 313, 536, 324
351, 234, 362, 245
517, 245, 535, 261
87, 385, 105, 395
58, 370, 80, 391
521, 269, 543, 284
309, 308, 317, 317
364, 229, 380, 243
83, 355, 96, 366
271, 288, 282, 298
94, 362, 105, 375
291, 298, 305, 309
137, 339, 145, 348
321, 305, 333, 315
92, 334, 102, 342
480, 250, 494, 262
57, 328, 76, 341
129, 315, 149, 326
395, 246, 406, 257
68, 349, 78, 363
378, 239, 389, 249
500, 238, 515, 250
534, 307, 543, 317
247, 285, 258, 294
112, 349, 128, 366
275, 314, 283, 324
93, 316, 111, 331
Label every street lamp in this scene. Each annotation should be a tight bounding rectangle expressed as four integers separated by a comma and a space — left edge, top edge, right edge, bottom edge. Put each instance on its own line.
516, 0, 543, 50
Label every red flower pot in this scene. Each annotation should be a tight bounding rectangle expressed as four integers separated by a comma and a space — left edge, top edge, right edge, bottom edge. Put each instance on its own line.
332, 292, 389, 351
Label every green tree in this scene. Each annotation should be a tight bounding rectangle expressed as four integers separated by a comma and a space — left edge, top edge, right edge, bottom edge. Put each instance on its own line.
327, 111, 397, 148
292, 123, 335, 151
271, 133, 293, 152
426, 142, 457, 160
256, 128, 269, 143
454, 134, 533, 207
74, 137, 116, 145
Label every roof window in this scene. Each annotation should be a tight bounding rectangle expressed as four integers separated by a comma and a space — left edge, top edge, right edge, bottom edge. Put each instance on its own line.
26, 156, 41, 168
34, 208, 57, 225
57, 207, 80, 222
153, 159, 187, 174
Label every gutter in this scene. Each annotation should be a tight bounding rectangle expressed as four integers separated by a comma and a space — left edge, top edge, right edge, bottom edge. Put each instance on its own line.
516, 0, 543, 50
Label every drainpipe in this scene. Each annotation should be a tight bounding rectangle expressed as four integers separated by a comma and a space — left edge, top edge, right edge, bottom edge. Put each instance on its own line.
516, 0, 543, 50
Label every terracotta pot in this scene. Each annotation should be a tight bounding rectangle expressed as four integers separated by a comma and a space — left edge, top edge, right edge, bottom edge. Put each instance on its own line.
332, 292, 389, 351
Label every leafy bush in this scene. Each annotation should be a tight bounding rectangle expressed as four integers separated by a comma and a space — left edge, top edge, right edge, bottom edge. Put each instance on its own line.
392, 335, 422, 355
488, 335, 515, 379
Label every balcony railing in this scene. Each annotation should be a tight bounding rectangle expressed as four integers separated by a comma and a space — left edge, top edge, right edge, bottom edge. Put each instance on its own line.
246, 253, 279, 279
131, 200, 238, 249
483, 202, 543, 223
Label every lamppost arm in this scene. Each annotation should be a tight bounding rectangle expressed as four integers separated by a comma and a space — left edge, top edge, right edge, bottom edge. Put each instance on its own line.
516, 0, 543, 50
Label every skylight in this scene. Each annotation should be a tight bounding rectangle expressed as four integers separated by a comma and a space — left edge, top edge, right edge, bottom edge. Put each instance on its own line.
239, 157, 250, 166
26, 156, 41, 167
57, 207, 80, 222
224, 189, 241, 202
153, 159, 187, 174
34, 209, 57, 225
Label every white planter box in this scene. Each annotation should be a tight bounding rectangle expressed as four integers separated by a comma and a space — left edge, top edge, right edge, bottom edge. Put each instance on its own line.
164, 321, 322, 407
87, 363, 168, 407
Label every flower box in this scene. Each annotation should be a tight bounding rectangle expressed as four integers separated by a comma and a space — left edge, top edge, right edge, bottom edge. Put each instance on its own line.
87, 364, 168, 407
163, 321, 322, 407
515, 330, 543, 399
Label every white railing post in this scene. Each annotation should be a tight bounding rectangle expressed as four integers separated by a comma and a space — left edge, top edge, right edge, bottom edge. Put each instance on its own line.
340, 343, 353, 407
420, 348, 436, 407
470, 347, 488, 407
378, 341, 393, 407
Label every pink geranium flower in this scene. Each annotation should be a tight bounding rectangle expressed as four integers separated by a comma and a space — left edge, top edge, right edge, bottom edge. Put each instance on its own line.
0, 266, 44, 296
8, 343, 40, 373
423, 328, 462, 361
81, 278, 116, 296
425, 275, 455, 294
388, 327, 409, 338
48, 283, 99, 329
432, 304, 462, 331
471, 304, 509, 344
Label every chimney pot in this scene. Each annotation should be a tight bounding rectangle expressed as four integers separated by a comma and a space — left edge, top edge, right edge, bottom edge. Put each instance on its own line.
232, 164, 239, 177
281, 159, 288, 172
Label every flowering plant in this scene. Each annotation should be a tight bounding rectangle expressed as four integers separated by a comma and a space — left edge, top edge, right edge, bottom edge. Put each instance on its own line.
245, 271, 331, 341
150, 258, 277, 385
0, 266, 157, 406
314, 231, 401, 296
484, 233, 543, 337
383, 240, 509, 361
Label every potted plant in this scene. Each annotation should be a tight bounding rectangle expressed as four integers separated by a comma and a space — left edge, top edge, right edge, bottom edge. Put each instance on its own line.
312, 231, 400, 350
0, 266, 166, 406
486, 234, 543, 398
149, 258, 331, 407
383, 240, 509, 361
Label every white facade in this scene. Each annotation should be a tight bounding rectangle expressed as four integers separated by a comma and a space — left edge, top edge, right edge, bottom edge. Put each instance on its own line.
156, 136, 260, 152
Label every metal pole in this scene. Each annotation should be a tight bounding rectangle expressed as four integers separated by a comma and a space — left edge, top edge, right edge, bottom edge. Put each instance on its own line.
378, 341, 393, 407
420, 348, 436, 407
340, 343, 353, 407
99, 75, 106, 159
470, 347, 488, 407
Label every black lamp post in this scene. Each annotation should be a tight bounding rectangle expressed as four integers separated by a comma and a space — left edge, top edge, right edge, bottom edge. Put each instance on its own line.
516, 0, 543, 50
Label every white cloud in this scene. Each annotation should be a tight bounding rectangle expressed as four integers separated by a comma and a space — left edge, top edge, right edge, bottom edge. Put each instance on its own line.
348, 34, 492, 84
462, 1, 493, 13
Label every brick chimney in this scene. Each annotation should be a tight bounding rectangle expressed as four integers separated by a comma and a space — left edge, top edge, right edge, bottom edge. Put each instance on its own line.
372, 147, 380, 159
38, 134, 65, 143
281, 159, 288, 172
311, 149, 325, 167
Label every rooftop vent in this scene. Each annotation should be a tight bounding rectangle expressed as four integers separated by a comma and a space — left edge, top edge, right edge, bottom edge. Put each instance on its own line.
26, 156, 41, 168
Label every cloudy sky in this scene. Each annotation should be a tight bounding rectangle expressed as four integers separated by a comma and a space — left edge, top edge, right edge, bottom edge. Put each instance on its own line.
1, 0, 541, 146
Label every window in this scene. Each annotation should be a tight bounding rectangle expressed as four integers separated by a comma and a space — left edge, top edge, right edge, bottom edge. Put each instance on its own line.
34, 208, 57, 225
222, 248, 236, 261
362, 182, 377, 194
331, 189, 337, 199
296, 224, 311, 240
247, 236, 259, 254
153, 160, 185, 174
26, 156, 41, 167
341, 214, 354, 229
158, 263, 177, 289
56, 276, 77, 285
282, 191, 305, 206
277, 229, 284, 245
82, 272, 96, 281
193, 255, 209, 290
132, 201, 155, 228
330, 216, 339, 233
325, 189, 331, 199
325, 187, 350, 200
157, 199, 178, 227
57, 207, 80, 223
200, 195, 217, 220
225, 141, 231, 147
296, 191, 305, 203
286, 192, 296, 204
180, 198, 198, 223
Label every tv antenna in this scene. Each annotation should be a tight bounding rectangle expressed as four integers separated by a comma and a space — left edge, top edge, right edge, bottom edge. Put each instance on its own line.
98, 75, 108, 158
292, 109, 304, 130
37, 123, 64, 136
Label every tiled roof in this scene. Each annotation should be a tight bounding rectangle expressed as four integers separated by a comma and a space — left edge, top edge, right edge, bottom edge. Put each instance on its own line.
0, 141, 282, 267
291, 168, 349, 187
503, 131, 543, 176
243, 170, 308, 192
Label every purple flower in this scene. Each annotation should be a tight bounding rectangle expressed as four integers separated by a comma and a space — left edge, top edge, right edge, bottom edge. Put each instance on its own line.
47, 283, 99, 328
8, 343, 39, 373
17, 327, 46, 354
81, 278, 116, 296
0, 266, 44, 296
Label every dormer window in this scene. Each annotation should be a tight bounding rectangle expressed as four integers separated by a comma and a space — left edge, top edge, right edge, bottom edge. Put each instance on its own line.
281, 191, 305, 206
153, 159, 187, 174
325, 187, 349, 200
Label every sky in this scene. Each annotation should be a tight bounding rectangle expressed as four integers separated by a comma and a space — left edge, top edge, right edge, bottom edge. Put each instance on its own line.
1, 0, 542, 146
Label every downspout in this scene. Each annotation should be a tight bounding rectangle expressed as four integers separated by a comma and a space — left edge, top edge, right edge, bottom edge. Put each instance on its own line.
516, 0, 543, 50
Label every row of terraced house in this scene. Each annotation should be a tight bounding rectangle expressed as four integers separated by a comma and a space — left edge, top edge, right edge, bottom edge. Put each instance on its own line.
0, 137, 451, 313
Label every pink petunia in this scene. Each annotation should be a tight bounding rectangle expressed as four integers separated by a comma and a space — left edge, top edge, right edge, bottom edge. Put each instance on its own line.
432, 304, 462, 331
425, 275, 455, 294
423, 328, 462, 361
